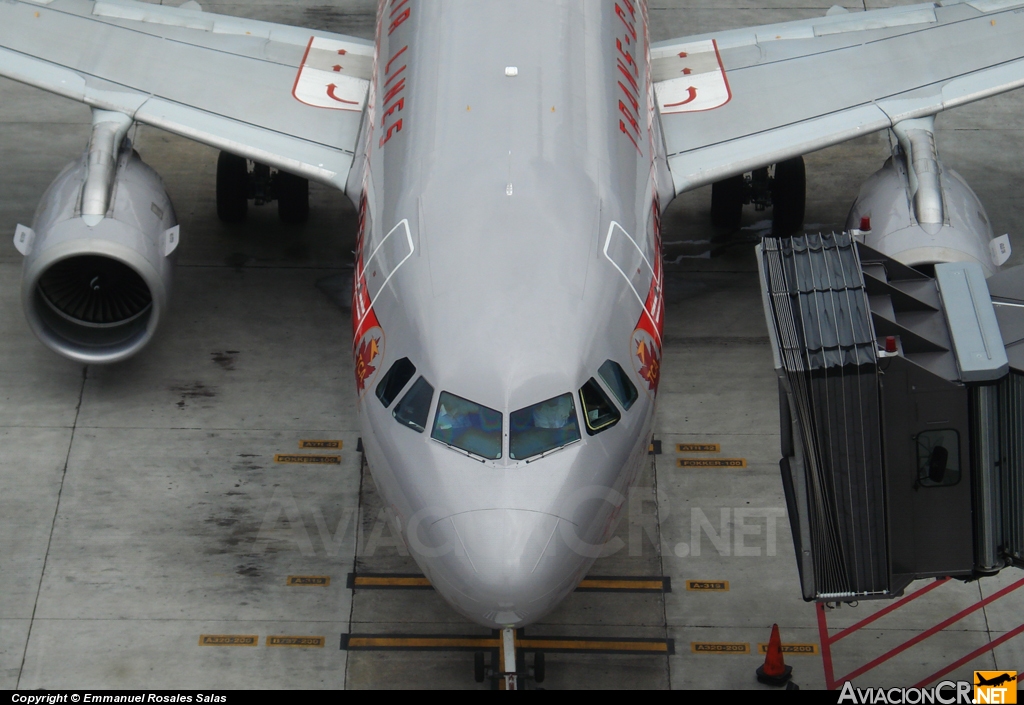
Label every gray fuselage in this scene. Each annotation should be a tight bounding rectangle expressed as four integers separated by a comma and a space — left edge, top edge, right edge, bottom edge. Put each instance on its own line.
352, 0, 670, 629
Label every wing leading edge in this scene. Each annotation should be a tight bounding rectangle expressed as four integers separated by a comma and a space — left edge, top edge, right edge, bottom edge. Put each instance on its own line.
0, 0, 374, 192
655, 0, 1024, 195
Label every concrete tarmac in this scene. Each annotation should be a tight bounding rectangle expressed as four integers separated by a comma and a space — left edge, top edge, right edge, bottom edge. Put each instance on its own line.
0, 0, 1022, 691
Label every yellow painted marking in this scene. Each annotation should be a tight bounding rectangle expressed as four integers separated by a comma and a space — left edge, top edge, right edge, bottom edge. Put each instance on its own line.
199, 635, 258, 647
299, 440, 342, 450
352, 574, 665, 591
518, 639, 670, 653
274, 454, 341, 465
267, 636, 326, 648
678, 458, 747, 469
691, 642, 750, 654
348, 636, 500, 649
686, 580, 729, 592
355, 575, 431, 588
345, 634, 670, 654
579, 578, 664, 591
287, 576, 331, 587
757, 643, 819, 655
677, 443, 721, 453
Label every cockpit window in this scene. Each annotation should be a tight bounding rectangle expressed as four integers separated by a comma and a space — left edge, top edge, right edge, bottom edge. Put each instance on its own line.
393, 376, 434, 433
431, 392, 503, 460
579, 379, 620, 435
598, 360, 638, 411
376, 358, 416, 408
509, 393, 582, 460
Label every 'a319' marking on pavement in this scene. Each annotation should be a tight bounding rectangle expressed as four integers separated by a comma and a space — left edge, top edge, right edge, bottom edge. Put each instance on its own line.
287, 576, 331, 587
686, 580, 729, 592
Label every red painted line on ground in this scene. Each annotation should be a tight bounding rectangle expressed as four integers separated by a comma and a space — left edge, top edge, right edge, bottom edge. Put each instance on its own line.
831, 578, 950, 643
838, 576, 1024, 684
817, 603, 836, 690
913, 622, 1024, 688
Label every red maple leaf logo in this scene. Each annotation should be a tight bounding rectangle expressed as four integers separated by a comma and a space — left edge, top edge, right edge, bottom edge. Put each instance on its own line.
355, 336, 380, 392
636, 336, 661, 392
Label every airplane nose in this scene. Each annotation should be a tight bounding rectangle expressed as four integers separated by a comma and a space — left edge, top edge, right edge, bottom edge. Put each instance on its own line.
423, 509, 583, 628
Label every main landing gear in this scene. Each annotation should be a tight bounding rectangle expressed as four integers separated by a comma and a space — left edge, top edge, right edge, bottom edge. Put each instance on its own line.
710, 156, 806, 237
216, 151, 309, 225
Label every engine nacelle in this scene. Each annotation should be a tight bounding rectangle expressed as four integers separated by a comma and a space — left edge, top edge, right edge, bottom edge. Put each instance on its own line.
15, 129, 179, 364
846, 117, 1010, 277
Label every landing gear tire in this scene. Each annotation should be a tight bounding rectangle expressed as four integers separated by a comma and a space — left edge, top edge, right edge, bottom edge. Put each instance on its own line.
534, 652, 546, 683
772, 156, 806, 237
216, 151, 249, 223
474, 651, 486, 683
711, 175, 745, 233
277, 170, 309, 224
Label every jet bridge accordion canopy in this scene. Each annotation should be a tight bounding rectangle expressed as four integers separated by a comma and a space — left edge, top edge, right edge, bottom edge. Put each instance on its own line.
758, 233, 1024, 602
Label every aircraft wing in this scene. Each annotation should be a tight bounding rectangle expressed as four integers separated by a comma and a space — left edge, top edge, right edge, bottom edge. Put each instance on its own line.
0, 0, 373, 192
655, 0, 1024, 195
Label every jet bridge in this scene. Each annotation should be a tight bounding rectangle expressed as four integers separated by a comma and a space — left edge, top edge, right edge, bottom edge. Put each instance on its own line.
757, 232, 1024, 602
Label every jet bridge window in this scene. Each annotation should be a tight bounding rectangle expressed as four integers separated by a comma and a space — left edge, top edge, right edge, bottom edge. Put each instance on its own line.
598, 360, 638, 411
916, 430, 961, 487
579, 379, 620, 435
431, 392, 503, 460
376, 358, 416, 408
393, 376, 435, 433
509, 393, 582, 460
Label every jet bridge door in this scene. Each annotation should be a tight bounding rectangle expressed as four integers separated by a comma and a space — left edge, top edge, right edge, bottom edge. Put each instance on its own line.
881, 356, 973, 581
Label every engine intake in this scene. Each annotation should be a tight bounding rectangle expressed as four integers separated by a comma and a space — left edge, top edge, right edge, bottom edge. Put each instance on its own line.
38, 255, 153, 326
30, 253, 156, 358
15, 111, 179, 364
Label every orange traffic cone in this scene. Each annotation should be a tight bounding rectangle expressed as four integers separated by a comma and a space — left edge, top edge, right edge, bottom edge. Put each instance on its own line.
756, 623, 794, 686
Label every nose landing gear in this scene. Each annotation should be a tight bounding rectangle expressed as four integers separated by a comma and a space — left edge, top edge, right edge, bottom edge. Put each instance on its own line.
474, 629, 546, 690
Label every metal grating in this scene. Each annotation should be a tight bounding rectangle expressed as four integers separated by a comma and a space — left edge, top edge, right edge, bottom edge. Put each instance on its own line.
762, 233, 888, 598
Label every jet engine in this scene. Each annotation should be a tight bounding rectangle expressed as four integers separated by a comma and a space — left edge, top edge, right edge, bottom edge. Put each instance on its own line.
14, 111, 180, 364
846, 116, 1011, 277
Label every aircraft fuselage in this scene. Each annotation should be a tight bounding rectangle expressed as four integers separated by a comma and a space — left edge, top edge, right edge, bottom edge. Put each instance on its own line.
350, 0, 670, 629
